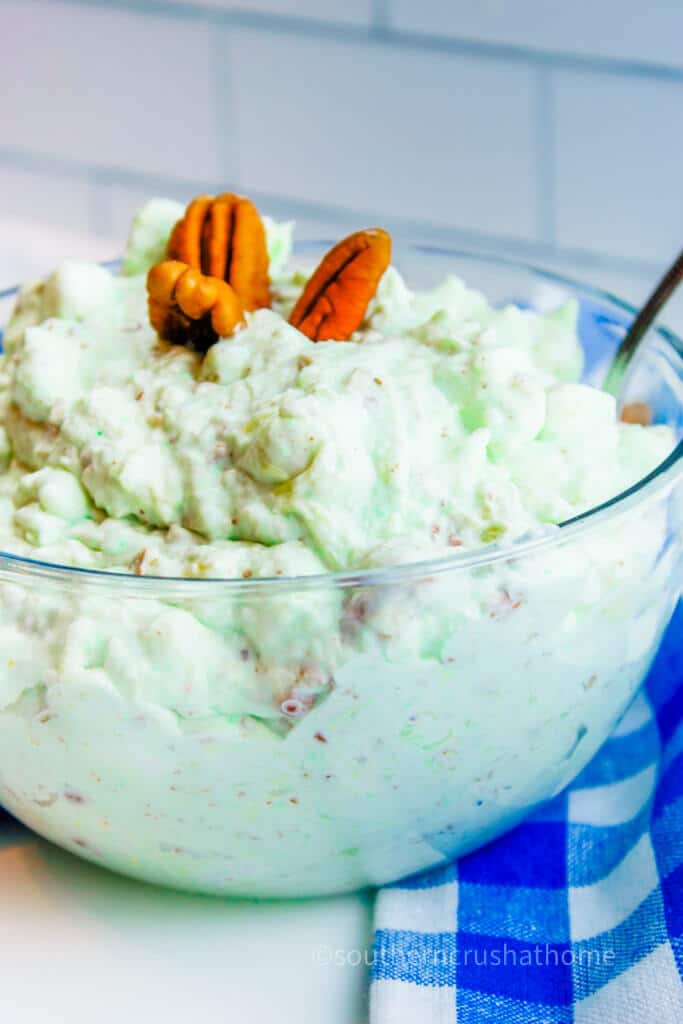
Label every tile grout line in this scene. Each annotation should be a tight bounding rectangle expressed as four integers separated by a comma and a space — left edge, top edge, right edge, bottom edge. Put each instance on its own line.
371, 0, 391, 35
371, 25, 683, 82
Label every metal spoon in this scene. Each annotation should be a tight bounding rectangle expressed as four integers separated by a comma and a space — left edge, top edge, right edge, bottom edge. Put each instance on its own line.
603, 248, 683, 400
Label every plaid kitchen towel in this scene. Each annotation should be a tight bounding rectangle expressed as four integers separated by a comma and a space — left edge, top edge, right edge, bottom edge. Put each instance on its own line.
370, 602, 683, 1022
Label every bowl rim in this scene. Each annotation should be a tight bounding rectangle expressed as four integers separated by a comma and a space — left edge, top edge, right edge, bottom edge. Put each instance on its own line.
0, 243, 681, 596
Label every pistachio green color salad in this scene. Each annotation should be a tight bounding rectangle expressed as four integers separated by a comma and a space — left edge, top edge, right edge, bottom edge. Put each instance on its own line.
0, 200, 677, 896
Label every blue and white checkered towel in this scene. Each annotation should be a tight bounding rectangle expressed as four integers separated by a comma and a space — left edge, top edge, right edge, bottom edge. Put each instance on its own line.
370, 602, 683, 1022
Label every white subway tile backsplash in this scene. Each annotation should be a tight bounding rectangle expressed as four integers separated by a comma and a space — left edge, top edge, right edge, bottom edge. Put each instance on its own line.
0, 165, 114, 287
161, 0, 372, 27
0, 0, 678, 278
0, 217, 118, 289
0, 166, 93, 234
0, 2, 222, 180
92, 179, 197, 243
226, 29, 540, 240
554, 72, 683, 263
390, 0, 683, 71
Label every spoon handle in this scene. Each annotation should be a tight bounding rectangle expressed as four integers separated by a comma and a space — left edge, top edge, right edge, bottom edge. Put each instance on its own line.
604, 248, 683, 398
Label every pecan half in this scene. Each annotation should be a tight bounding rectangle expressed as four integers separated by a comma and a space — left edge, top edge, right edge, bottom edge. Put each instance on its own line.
147, 260, 244, 353
289, 228, 391, 341
167, 193, 270, 311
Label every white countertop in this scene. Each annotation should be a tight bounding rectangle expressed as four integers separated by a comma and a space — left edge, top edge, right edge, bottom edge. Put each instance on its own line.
0, 817, 373, 1023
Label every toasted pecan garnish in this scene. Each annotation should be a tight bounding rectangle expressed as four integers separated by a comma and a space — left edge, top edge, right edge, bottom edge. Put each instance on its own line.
147, 260, 244, 352
289, 228, 391, 341
167, 193, 270, 311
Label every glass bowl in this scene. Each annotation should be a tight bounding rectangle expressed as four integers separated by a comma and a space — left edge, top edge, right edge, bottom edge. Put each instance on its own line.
0, 245, 680, 898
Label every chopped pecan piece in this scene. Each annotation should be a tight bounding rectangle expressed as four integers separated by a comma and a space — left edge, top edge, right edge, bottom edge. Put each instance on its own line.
619, 401, 652, 426
289, 228, 391, 341
147, 260, 244, 352
167, 193, 270, 311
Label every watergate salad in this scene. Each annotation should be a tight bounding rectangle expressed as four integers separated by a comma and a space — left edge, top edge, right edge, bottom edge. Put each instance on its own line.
0, 193, 675, 895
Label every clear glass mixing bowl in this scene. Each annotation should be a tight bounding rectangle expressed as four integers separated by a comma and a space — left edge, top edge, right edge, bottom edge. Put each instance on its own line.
0, 245, 680, 898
